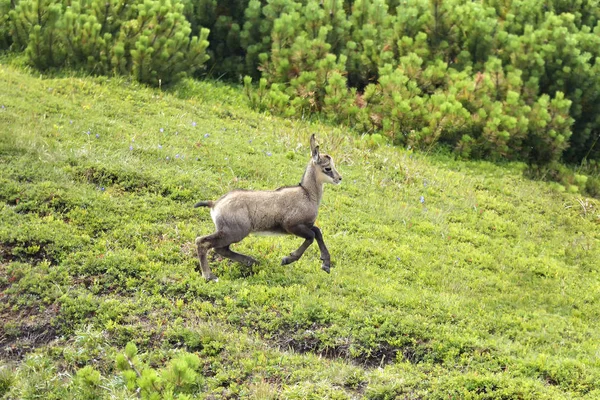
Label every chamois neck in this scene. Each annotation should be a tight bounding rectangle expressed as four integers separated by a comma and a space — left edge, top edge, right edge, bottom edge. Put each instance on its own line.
300, 161, 324, 204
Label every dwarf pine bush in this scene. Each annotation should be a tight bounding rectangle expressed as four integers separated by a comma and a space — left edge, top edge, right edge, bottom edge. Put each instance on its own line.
116, 342, 204, 398
6, 0, 210, 85
234, 0, 599, 172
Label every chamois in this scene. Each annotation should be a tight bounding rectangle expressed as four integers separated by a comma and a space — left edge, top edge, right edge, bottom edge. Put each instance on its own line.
194, 134, 342, 281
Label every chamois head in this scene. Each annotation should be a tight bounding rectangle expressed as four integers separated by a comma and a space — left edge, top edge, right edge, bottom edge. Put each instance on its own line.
310, 134, 342, 185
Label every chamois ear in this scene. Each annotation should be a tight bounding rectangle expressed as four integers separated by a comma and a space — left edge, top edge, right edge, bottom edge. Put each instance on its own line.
310, 134, 319, 162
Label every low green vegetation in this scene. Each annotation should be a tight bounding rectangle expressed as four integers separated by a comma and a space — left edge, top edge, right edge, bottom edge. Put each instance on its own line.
1, 62, 600, 399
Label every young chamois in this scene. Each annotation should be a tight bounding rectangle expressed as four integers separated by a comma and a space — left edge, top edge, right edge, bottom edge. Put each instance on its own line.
194, 135, 342, 281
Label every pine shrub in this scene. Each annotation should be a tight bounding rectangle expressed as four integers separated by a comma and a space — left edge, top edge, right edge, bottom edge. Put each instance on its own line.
7, 0, 210, 85
116, 342, 205, 398
0, 0, 12, 50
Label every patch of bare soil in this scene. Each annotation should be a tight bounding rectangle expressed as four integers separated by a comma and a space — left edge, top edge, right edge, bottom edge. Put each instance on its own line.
273, 326, 402, 368
0, 305, 61, 361
0, 242, 58, 266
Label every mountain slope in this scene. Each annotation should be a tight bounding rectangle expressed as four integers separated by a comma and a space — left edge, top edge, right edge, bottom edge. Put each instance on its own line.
1, 62, 599, 399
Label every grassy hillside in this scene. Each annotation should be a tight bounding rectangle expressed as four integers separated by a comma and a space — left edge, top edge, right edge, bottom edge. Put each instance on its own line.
1, 60, 599, 399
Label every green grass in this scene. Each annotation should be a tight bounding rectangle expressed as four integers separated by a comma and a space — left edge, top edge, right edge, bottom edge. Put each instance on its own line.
1, 59, 600, 399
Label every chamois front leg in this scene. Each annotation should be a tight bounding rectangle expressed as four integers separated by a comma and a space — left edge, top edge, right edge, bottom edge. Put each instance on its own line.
281, 225, 315, 266
311, 226, 331, 273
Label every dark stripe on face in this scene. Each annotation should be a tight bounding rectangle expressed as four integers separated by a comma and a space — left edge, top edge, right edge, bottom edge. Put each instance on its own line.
320, 155, 337, 178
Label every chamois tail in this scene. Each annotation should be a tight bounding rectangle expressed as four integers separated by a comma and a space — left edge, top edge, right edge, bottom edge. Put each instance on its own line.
194, 201, 215, 208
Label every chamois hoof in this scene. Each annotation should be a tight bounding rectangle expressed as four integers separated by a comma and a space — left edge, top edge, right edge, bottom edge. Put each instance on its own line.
321, 264, 331, 274
281, 256, 297, 266
244, 258, 259, 267
203, 273, 219, 282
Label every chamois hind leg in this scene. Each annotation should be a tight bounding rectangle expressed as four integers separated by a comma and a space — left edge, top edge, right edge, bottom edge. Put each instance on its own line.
311, 226, 331, 273
281, 224, 315, 266
196, 231, 245, 281
214, 245, 258, 267
196, 233, 221, 281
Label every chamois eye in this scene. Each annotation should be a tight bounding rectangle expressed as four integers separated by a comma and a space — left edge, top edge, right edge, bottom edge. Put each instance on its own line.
324, 167, 332, 172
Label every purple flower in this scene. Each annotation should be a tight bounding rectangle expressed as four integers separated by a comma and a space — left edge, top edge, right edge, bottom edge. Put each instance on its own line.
100, 187, 105, 191
129, 145, 133, 151
95, 134, 100, 138
1, 105, 5, 109
204, 133, 210, 138
69, 120, 73, 124
419, 196, 425, 204
266, 152, 272, 157
159, 128, 164, 133
86, 130, 90, 136
158, 144, 162, 149
192, 122, 197, 127
175, 154, 180, 159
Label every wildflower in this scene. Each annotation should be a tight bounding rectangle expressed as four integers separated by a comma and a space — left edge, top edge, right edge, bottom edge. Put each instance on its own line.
95, 134, 100, 138
1, 105, 4, 109
86, 130, 90, 136
158, 144, 162, 149
69, 120, 73, 124
204, 133, 210, 138
192, 122, 197, 127
100, 187, 105, 191
160, 128, 164, 133
420, 196, 425, 204
175, 131, 179, 135
175, 154, 180, 159
166, 156, 170, 160
129, 145, 133, 151
266, 152, 272, 156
